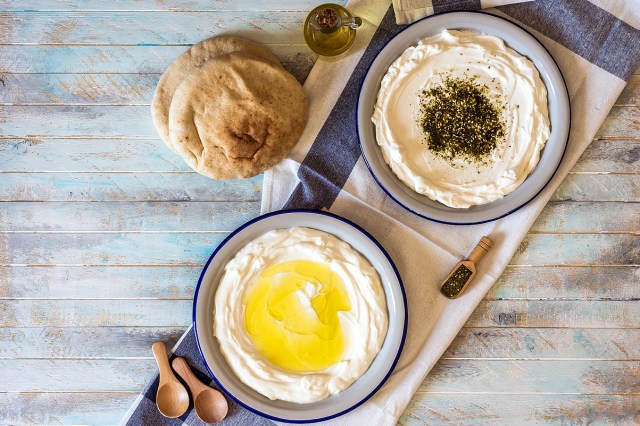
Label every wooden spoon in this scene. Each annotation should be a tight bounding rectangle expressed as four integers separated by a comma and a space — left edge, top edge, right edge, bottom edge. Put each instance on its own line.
151, 342, 190, 418
172, 357, 229, 424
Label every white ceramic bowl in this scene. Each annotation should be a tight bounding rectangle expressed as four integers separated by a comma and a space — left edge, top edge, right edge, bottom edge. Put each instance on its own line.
193, 209, 407, 423
357, 11, 571, 224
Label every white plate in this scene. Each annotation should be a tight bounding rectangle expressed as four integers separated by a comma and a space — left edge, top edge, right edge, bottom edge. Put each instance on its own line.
357, 11, 570, 224
193, 209, 407, 423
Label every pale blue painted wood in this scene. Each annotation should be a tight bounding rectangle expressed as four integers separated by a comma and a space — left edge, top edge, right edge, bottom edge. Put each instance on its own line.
0, 173, 263, 201
0, 0, 347, 11
0, 44, 313, 74
0, 173, 636, 202
1, 73, 637, 106
1, 11, 307, 45
0, 265, 637, 299
399, 395, 640, 425
0, 202, 260, 231
2, 299, 638, 328
3, 327, 639, 359
1, 139, 636, 172
1, 233, 637, 265
0, 393, 637, 425
0, 201, 635, 232
0, 358, 638, 393
0, 1, 637, 424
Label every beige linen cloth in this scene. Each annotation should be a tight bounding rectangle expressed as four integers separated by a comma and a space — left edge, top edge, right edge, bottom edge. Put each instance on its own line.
263, 0, 640, 424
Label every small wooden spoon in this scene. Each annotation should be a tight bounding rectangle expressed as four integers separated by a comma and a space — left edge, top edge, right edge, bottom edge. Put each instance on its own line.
151, 342, 190, 418
172, 357, 229, 424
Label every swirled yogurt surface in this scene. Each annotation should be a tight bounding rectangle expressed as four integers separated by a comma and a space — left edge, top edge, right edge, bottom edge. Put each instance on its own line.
372, 29, 550, 208
214, 227, 388, 403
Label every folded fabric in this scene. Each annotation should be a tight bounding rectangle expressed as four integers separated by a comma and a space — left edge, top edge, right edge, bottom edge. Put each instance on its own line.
121, 0, 640, 425
392, 0, 532, 24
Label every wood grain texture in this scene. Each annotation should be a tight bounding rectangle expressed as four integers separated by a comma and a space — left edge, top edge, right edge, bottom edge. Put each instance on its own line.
0, 358, 637, 393
0, 45, 317, 82
0, 265, 636, 300
0, 201, 635, 233
1, 1, 638, 424
0, 233, 636, 265
2, 138, 637, 172
1, 300, 637, 328
399, 395, 640, 425
0, 0, 347, 11
0, 11, 307, 45
0, 393, 637, 425
3, 327, 638, 360
2, 105, 639, 138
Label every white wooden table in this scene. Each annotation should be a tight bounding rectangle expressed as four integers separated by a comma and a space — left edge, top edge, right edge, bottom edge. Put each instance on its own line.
0, 1, 638, 424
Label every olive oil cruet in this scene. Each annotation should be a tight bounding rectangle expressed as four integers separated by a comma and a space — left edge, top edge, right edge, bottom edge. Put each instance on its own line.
304, 3, 362, 57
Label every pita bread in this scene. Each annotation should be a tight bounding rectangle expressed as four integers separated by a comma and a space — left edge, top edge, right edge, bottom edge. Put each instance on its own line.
151, 36, 282, 150
168, 52, 307, 180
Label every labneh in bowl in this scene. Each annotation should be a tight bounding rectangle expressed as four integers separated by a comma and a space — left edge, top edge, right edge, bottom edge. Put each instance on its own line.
357, 11, 570, 225
193, 209, 407, 423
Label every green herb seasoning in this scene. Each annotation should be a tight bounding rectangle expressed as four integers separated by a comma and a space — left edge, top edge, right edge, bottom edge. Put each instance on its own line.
418, 77, 505, 165
441, 264, 473, 298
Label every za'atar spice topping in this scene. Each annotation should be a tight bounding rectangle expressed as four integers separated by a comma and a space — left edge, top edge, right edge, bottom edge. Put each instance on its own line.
440, 264, 473, 298
418, 76, 506, 166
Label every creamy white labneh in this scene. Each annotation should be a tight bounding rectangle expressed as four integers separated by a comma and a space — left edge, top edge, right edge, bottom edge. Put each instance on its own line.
214, 227, 388, 403
372, 30, 550, 208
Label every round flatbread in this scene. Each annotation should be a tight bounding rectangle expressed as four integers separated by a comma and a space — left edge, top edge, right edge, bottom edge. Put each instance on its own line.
151, 36, 282, 150
168, 52, 307, 180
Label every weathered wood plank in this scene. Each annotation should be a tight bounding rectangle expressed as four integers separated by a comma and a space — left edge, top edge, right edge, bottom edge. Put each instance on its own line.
0, 392, 136, 425
1, 105, 637, 139
0, 173, 632, 202
465, 300, 639, 328
1, 300, 637, 328
2, 72, 635, 107
2, 139, 637, 173
531, 202, 640, 233
0, 74, 159, 104
0, 300, 193, 327
444, 328, 640, 359
0, 232, 228, 265
571, 140, 640, 173
1, 359, 637, 393
616, 75, 640, 105
0, 173, 263, 201
0, 359, 156, 391
399, 394, 640, 425
2, 327, 638, 360
1, 201, 635, 233
550, 174, 640, 202
0, 201, 260, 231
0, 393, 636, 425
0, 0, 342, 12
0, 138, 188, 171
596, 106, 640, 138
0, 266, 201, 298
0, 232, 637, 265
0, 45, 316, 80
0, 265, 637, 300
0, 327, 186, 358
0, 327, 185, 358
0, 12, 306, 45
511, 234, 639, 265
490, 266, 639, 300
418, 360, 640, 393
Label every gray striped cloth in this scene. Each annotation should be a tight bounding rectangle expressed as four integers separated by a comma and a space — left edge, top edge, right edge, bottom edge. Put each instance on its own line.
121, 1, 640, 425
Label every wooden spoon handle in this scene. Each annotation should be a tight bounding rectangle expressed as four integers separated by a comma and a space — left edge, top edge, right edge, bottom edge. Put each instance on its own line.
172, 357, 209, 396
152, 342, 176, 385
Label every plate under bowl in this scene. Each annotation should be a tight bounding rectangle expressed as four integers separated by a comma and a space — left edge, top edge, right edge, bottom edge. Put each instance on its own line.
193, 209, 407, 423
357, 11, 570, 224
